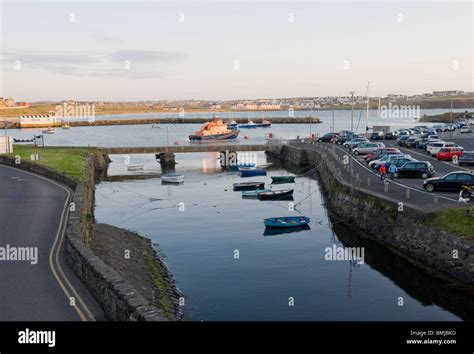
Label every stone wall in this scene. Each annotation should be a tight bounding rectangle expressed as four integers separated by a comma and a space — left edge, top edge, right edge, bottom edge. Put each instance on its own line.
269, 145, 474, 287
0, 153, 177, 320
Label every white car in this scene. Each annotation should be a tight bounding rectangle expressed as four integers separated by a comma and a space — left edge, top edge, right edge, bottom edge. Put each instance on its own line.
426, 142, 462, 156
460, 126, 472, 134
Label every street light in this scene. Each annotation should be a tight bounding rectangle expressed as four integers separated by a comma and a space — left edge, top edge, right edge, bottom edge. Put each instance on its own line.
350, 91, 355, 133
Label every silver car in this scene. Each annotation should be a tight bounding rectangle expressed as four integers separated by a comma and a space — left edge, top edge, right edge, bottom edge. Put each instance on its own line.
352, 142, 386, 155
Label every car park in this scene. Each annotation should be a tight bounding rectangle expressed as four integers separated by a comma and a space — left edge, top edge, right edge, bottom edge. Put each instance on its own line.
459, 151, 474, 166
435, 147, 464, 161
393, 161, 435, 179
352, 142, 385, 155
423, 171, 474, 192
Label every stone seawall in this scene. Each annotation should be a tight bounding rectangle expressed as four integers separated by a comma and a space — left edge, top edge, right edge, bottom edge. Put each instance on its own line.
268, 145, 474, 287
0, 153, 181, 320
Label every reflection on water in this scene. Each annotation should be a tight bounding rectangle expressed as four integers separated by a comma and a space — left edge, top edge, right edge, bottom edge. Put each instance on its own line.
94, 152, 469, 321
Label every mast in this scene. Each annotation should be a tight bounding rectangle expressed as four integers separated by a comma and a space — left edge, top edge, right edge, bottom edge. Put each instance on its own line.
366, 81, 370, 130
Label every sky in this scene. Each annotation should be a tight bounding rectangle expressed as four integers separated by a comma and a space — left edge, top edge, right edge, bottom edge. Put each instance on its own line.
0, 0, 472, 101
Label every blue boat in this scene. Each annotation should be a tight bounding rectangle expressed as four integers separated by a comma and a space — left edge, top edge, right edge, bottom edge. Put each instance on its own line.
239, 120, 257, 129
264, 216, 310, 228
241, 189, 271, 198
230, 162, 256, 171
240, 168, 267, 177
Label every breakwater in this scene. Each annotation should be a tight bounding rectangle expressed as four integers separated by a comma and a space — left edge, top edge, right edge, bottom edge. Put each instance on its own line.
268, 144, 474, 288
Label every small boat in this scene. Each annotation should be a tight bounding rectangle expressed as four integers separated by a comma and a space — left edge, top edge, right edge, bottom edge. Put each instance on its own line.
233, 181, 265, 191
258, 189, 294, 200
127, 165, 144, 171
241, 189, 271, 198
189, 119, 240, 140
227, 120, 238, 130
264, 216, 310, 228
151, 123, 161, 128
239, 120, 257, 129
263, 224, 310, 236
230, 162, 256, 171
62, 124, 71, 129
240, 168, 267, 177
161, 174, 184, 184
271, 176, 295, 184
42, 128, 55, 134
256, 119, 271, 128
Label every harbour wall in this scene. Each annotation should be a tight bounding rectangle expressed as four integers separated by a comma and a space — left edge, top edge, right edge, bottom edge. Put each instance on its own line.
0, 153, 182, 321
268, 145, 474, 287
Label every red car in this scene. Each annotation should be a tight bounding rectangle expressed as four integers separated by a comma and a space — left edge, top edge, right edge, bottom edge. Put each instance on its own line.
364, 147, 401, 163
435, 147, 464, 161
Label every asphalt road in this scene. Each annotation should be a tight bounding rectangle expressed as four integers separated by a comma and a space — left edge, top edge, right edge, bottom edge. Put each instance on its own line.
0, 165, 105, 321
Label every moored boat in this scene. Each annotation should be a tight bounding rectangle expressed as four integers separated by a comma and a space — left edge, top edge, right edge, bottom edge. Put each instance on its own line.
42, 128, 55, 134
271, 176, 295, 184
240, 168, 267, 177
264, 216, 310, 228
241, 189, 271, 198
227, 119, 238, 130
161, 174, 184, 184
233, 181, 265, 191
257, 189, 294, 200
263, 224, 310, 236
189, 119, 239, 140
256, 119, 271, 128
127, 165, 144, 171
230, 162, 256, 171
239, 120, 257, 129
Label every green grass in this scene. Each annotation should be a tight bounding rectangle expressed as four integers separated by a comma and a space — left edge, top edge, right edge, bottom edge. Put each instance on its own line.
5, 145, 97, 181
428, 208, 474, 238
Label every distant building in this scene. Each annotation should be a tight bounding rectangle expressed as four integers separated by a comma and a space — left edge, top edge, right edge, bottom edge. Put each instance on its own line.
20, 114, 57, 128
15, 101, 30, 107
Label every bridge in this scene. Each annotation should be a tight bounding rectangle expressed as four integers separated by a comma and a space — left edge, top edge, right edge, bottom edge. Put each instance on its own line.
100, 143, 285, 167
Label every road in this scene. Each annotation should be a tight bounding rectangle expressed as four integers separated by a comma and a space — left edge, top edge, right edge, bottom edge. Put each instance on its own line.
0, 165, 105, 321
291, 134, 473, 213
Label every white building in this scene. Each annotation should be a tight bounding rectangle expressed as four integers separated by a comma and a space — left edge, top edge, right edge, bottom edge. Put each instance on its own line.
20, 114, 57, 128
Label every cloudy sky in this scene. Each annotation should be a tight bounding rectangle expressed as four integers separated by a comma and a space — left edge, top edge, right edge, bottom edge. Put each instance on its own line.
0, 0, 472, 101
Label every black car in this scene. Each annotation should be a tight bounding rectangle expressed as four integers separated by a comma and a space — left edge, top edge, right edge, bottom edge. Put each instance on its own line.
404, 136, 421, 148
397, 135, 410, 146
423, 171, 474, 192
318, 133, 338, 142
459, 151, 474, 166
370, 132, 384, 140
393, 161, 434, 179
384, 132, 397, 140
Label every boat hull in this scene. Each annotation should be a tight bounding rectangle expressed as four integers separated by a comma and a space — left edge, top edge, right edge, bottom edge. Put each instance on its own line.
271, 176, 295, 184
241, 189, 271, 198
264, 216, 310, 228
233, 182, 265, 191
258, 189, 294, 200
240, 169, 267, 177
189, 131, 239, 141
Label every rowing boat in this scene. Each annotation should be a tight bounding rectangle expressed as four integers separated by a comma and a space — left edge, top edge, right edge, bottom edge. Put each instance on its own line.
233, 181, 265, 191
271, 176, 295, 184
264, 216, 310, 228
257, 189, 294, 200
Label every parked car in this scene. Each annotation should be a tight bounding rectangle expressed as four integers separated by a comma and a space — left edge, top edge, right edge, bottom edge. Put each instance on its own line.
427, 142, 462, 156
393, 161, 434, 179
459, 151, 474, 166
381, 156, 418, 170
337, 134, 359, 145
384, 131, 397, 140
352, 142, 385, 155
432, 124, 449, 132
446, 124, 456, 131
318, 133, 338, 142
370, 131, 384, 140
460, 126, 472, 134
404, 136, 422, 148
423, 171, 474, 192
343, 138, 368, 149
435, 147, 464, 161
368, 154, 408, 169
364, 147, 401, 163
397, 135, 410, 146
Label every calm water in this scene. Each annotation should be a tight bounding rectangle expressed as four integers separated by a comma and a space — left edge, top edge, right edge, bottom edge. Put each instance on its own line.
94, 152, 473, 321
8, 108, 474, 148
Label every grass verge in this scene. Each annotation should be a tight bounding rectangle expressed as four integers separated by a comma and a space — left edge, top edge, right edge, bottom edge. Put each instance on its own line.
427, 207, 474, 238
5, 144, 97, 181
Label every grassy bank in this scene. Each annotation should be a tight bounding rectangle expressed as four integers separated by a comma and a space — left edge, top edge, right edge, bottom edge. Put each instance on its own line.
428, 208, 474, 238
7, 145, 97, 181
419, 111, 473, 123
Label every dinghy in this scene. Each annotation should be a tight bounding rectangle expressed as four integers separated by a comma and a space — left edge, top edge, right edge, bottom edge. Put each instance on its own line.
233, 181, 265, 191
240, 168, 267, 177
257, 189, 294, 200
241, 189, 271, 198
264, 216, 310, 228
127, 165, 144, 171
271, 176, 295, 184
161, 174, 184, 184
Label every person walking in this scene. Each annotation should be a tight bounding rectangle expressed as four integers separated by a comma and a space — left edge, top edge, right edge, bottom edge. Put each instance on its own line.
388, 163, 397, 179
379, 163, 387, 183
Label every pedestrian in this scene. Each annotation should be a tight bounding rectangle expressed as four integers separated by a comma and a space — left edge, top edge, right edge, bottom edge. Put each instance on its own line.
388, 163, 397, 179
379, 164, 387, 182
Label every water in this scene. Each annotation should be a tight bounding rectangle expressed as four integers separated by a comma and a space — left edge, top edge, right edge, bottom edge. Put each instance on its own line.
94, 152, 472, 321
8, 108, 474, 148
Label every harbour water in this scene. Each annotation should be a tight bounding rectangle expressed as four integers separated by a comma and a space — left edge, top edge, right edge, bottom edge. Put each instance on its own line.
7, 108, 473, 148
94, 152, 473, 321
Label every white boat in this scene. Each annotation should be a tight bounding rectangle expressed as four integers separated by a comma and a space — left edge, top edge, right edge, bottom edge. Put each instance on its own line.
161, 174, 184, 184
151, 123, 161, 128
42, 128, 55, 134
127, 165, 144, 171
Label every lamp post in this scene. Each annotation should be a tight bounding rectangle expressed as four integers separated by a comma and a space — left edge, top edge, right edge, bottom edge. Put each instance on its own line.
350, 91, 355, 132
